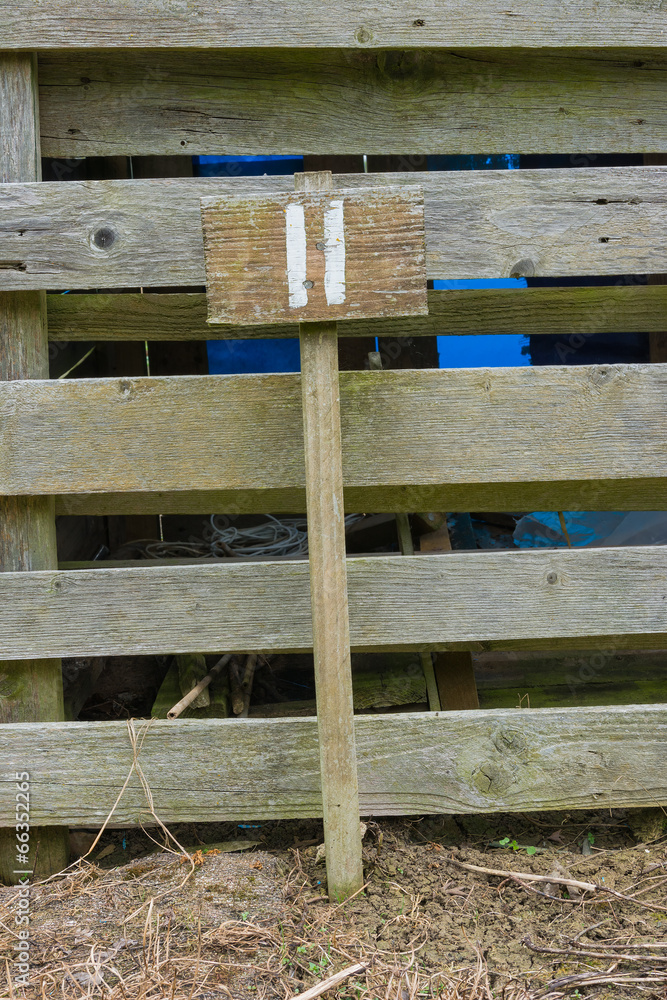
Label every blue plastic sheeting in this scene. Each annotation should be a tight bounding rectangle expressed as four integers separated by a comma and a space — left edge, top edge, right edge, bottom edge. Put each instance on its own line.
434, 278, 529, 368
514, 512, 627, 548
514, 512, 667, 548
196, 155, 303, 177
427, 154, 519, 171
207, 337, 301, 374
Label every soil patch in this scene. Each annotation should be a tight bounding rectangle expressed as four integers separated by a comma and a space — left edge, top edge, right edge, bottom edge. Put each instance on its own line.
1, 811, 666, 999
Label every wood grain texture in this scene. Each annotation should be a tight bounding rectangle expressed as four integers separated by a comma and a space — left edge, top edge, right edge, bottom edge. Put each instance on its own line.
2, 2, 666, 49
45, 285, 667, 342
37, 49, 667, 157
0, 51, 67, 883
1, 168, 666, 291
0, 547, 665, 660
1, 705, 666, 826
202, 188, 427, 325
3, 365, 666, 496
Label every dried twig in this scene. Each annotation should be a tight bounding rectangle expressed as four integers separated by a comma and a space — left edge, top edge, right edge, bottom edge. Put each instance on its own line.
287, 962, 369, 1000
449, 857, 597, 894
524, 937, 667, 964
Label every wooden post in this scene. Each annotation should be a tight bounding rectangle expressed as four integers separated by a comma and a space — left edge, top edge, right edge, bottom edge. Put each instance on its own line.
296, 171, 364, 900
0, 53, 69, 882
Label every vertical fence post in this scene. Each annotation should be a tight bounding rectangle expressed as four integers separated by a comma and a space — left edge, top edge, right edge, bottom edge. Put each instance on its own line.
0, 52, 69, 883
296, 170, 364, 900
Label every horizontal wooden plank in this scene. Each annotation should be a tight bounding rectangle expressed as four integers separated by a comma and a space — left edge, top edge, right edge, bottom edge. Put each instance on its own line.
2, 2, 665, 49
3, 365, 666, 497
1, 168, 666, 290
51, 480, 667, 516
46, 285, 667, 341
1, 705, 666, 826
38, 49, 667, 157
0, 547, 665, 660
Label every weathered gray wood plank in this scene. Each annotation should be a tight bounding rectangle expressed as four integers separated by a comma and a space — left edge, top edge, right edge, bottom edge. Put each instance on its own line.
46, 286, 667, 342
37, 49, 667, 157
0, 547, 665, 660
1, 706, 666, 826
1, 4, 663, 49
2, 365, 666, 496
1, 168, 666, 290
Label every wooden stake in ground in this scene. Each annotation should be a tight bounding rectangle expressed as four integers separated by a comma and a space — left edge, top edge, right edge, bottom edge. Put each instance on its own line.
0, 53, 69, 882
296, 170, 364, 900
201, 170, 425, 898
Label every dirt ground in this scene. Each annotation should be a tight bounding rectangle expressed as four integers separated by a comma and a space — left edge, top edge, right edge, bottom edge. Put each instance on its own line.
1, 808, 666, 1000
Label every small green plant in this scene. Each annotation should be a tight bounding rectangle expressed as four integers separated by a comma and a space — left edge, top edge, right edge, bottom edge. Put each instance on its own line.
498, 837, 537, 856
587, 831, 595, 846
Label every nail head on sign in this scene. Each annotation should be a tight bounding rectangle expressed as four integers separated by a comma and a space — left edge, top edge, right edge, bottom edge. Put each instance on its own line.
316, 242, 325, 251
303, 279, 314, 289
547, 572, 558, 584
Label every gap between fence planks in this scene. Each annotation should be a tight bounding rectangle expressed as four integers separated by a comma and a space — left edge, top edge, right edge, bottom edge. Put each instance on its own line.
0, 52, 69, 883
1, 1, 664, 48
37, 48, 667, 157
1, 705, 666, 826
0, 548, 665, 661
2, 366, 666, 497
45, 286, 667, 342
1, 169, 666, 290
295, 170, 363, 899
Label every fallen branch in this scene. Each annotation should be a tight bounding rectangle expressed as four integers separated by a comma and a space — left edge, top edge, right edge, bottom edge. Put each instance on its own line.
288, 962, 369, 1000
524, 936, 667, 964
449, 857, 597, 894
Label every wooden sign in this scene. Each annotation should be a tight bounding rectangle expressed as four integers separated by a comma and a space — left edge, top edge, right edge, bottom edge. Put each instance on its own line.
201, 187, 427, 325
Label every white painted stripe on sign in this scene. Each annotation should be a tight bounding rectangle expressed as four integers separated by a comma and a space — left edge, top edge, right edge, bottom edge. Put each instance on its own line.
324, 199, 346, 306
285, 203, 308, 309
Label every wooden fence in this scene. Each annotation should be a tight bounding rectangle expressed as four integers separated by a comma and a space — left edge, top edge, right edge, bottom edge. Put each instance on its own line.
1, 7, 666, 896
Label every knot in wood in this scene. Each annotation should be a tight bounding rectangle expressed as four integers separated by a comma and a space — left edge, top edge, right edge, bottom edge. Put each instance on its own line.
471, 762, 513, 795
493, 728, 528, 755
92, 227, 117, 251
510, 258, 535, 278
354, 25, 373, 44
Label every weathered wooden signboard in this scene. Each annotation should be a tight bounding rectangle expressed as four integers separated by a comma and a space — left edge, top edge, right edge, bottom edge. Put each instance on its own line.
201, 187, 428, 324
